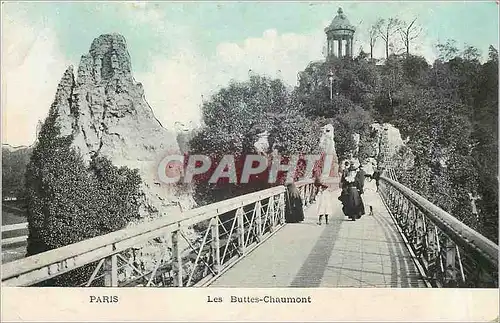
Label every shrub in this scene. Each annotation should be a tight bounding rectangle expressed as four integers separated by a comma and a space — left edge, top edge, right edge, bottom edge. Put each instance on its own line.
25, 109, 141, 286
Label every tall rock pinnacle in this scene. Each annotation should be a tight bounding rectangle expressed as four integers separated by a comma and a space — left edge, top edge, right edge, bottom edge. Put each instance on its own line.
46, 33, 195, 218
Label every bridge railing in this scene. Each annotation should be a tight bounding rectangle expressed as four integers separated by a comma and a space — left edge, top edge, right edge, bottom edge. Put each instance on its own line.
2, 180, 315, 287
2, 222, 28, 247
379, 173, 498, 288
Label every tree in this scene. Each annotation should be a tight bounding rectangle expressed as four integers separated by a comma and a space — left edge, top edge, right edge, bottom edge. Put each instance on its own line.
376, 18, 402, 59
488, 45, 498, 62
25, 106, 142, 286
436, 39, 459, 61
369, 20, 383, 59
398, 17, 422, 55
190, 75, 311, 204
382, 42, 498, 243
2, 146, 32, 199
470, 45, 498, 243
189, 41, 499, 245
356, 48, 369, 61
462, 44, 481, 61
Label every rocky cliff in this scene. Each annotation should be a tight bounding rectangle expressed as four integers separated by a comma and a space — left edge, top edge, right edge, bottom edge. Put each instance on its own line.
318, 124, 340, 180
47, 34, 196, 218
364, 123, 414, 169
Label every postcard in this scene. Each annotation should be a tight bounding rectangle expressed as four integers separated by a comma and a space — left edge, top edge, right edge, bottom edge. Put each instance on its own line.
2, 1, 499, 322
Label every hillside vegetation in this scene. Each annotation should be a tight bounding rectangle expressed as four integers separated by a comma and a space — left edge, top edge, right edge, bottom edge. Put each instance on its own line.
2, 146, 32, 200
190, 43, 498, 243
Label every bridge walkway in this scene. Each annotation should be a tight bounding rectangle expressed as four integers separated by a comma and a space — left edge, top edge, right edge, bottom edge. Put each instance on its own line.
209, 180, 427, 288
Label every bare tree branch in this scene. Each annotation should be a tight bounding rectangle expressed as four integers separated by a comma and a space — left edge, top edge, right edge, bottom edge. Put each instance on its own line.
369, 19, 384, 59
398, 17, 422, 55
376, 18, 401, 58
409, 27, 423, 41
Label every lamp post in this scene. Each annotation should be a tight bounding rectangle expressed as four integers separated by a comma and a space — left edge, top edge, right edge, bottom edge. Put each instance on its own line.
327, 70, 334, 101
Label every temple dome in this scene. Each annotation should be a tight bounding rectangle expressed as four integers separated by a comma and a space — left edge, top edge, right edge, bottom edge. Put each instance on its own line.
325, 8, 355, 33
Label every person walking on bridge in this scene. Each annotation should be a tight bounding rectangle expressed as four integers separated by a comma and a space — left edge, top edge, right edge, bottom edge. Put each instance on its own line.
316, 182, 331, 225
371, 167, 381, 192
339, 160, 366, 221
285, 183, 305, 223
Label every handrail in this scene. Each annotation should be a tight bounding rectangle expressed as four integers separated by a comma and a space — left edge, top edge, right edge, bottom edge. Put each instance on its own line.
2, 185, 283, 282
2, 236, 28, 246
379, 175, 498, 287
2, 222, 28, 247
2, 180, 314, 287
2, 222, 28, 232
380, 176, 498, 266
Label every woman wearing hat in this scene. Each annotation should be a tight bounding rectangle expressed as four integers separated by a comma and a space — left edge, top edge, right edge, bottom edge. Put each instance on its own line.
339, 159, 366, 221
285, 183, 305, 223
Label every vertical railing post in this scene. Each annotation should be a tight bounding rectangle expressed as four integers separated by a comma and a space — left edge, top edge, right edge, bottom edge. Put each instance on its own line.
237, 208, 245, 255
269, 196, 276, 232
103, 254, 118, 287
279, 192, 286, 224
401, 199, 409, 229
397, 193, 404, 220
413, 211, 423, 255
255, 202, 262, 242
435, 227, 445, 286
444, 237, 457, 287
171, 229, 183, 287
407, 204, 416, 239
426, 224, 438, 284
211, 217, 221, 274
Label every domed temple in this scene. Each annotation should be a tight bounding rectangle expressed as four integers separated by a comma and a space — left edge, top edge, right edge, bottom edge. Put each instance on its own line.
325, 8, 356, 58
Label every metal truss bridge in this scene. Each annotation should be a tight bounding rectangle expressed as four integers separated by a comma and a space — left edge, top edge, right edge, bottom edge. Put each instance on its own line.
2, 171, 498, 288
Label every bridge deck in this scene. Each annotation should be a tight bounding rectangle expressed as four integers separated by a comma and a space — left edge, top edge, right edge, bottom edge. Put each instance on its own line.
209, 181, 427, 288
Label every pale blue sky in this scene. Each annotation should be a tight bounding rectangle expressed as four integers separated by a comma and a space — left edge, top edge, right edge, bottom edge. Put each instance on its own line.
6, 1, 499, 71
2, 1, 499, 146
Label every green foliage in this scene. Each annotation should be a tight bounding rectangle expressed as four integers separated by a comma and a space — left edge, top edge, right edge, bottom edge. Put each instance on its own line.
436, 39, 460, 61
189, 42, 498, 244
386, 47, 498, 243
294, 59, 377, 160
202, 76, 288, 139
191, 75, 332, 204
2, 146, 32, 199
271, 113, 322, 155
25, 108, 142, 286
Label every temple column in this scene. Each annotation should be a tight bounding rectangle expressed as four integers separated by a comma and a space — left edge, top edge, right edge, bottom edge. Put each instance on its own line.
337, 39, 342, 57
345, 39, 349, 58
350, 37, 354, 57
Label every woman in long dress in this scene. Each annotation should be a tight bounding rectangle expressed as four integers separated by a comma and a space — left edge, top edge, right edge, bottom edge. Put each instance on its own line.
285, 183, 304, 223
316, 183, 331, 225
340, 161, 366, 221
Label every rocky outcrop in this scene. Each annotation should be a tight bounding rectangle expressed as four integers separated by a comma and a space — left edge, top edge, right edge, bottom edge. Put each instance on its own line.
365, 123, 414, 169
175, 121, 197, 154
352, 133, 360, 156
46, 34, 196, 218
318, 124, 339, 179
253, 131, 270, 155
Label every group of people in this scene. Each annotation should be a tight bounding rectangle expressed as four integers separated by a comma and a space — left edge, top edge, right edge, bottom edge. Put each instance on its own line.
284, 159, 382, 224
